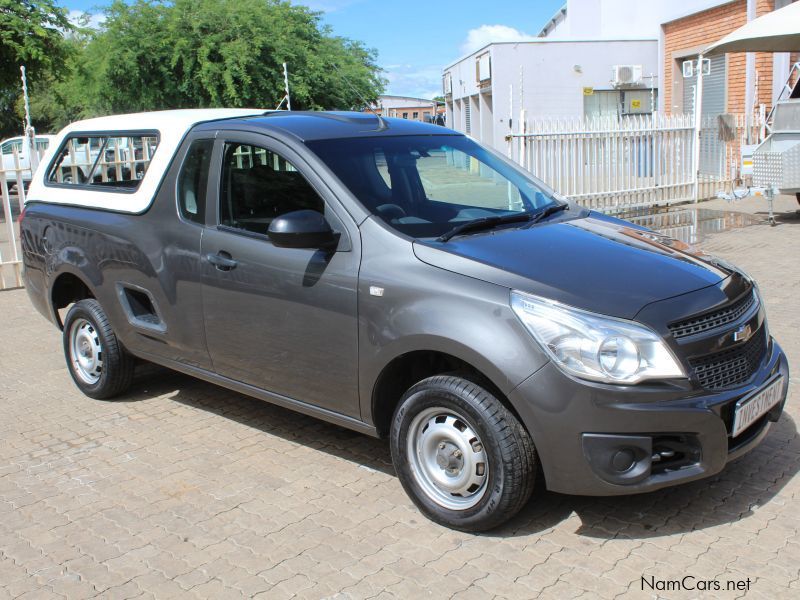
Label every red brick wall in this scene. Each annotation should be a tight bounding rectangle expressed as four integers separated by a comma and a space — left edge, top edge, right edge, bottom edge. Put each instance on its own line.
663, 0, 776, 115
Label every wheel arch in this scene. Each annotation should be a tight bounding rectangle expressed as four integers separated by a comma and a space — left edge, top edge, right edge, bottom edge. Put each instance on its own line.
369, 345, 524, 438
50, 269, 96, 329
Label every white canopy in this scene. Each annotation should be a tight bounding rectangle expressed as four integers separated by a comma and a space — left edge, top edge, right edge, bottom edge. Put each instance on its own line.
705, 1, 800, 55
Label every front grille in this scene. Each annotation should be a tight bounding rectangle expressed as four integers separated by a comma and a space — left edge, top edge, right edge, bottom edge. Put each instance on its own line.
689, 328, 767, 390
669, 290, 756, 339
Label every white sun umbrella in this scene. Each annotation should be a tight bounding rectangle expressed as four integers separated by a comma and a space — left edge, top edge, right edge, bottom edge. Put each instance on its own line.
690, 1, 800, 200
704, 1, 800, 55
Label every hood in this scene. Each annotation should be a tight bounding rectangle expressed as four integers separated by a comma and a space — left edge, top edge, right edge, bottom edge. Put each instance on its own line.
413, 213, 733, 319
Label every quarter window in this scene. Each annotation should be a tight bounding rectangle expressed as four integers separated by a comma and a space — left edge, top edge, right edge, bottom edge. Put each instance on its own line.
177, 139, 214, 224
219, 143, 324, 235
47, 134, 159, 190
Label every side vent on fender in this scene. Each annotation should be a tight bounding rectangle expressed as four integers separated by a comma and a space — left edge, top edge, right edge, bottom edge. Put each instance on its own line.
117, 284, 166, 333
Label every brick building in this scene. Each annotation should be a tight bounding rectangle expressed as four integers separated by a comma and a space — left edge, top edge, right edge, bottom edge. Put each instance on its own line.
370, 95, 443, 123
663, 0, 796, 116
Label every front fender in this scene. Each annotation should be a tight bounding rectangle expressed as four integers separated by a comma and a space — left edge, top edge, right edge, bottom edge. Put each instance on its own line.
357, 218, 548, 424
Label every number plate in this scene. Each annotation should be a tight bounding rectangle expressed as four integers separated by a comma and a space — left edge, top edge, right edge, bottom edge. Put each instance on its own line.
732, 376, 784, 437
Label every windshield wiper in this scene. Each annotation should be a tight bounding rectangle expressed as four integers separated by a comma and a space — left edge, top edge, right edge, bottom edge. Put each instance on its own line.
436, 212, 534, 242
525, 202, 569, 227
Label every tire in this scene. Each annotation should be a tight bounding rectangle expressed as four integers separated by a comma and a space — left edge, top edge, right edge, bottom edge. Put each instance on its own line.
63, 299, 134, 399
61, 169, 86, 184
390, 374, 537, 532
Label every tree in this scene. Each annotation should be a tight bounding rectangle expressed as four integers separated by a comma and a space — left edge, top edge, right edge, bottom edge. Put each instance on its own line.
26, 29, 97, 133
0, 0, 72, 136
72, 0, 385, 115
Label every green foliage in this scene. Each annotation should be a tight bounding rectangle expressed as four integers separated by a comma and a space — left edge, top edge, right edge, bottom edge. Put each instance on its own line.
0, 0, 73, 136
0, 0, 71, 89
3, 0, 386, 137
25, 33, 97, 132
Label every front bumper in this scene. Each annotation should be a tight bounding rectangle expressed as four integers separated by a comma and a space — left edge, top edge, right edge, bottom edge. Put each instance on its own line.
508, 337, 790, 496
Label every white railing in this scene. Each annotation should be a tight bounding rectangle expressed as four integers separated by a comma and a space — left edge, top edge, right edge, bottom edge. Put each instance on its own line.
0, 146, 44, 290
507, 113, 761, 212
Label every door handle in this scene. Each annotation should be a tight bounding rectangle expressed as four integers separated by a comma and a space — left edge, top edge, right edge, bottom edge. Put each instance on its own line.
206, 251, 238, 271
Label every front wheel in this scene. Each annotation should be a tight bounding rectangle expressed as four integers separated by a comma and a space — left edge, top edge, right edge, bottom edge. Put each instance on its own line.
390, 375, 537, 531
63, 299, 134, 399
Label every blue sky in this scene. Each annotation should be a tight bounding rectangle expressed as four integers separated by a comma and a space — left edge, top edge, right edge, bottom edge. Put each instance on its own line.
60, 0, 565, 99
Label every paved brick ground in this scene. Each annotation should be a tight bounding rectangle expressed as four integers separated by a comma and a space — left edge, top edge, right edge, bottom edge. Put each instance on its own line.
0, 198, 798, 599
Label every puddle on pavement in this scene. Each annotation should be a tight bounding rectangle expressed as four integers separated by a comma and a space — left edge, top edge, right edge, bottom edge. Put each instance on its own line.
610, 206, 764, 245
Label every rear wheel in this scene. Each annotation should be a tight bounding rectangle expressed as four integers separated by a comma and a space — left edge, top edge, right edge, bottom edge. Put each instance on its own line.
63, 299, 134, 399
390, 375, 537, 531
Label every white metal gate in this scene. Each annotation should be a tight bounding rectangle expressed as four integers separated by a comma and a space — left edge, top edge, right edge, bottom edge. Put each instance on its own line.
507, 112, 759, 212
0, 146, 40, 290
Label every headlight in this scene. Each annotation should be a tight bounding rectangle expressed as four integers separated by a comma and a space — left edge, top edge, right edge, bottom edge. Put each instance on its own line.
511, 291, 686, 384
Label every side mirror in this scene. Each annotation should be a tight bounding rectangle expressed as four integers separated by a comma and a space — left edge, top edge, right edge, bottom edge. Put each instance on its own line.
268, 210, 338, 249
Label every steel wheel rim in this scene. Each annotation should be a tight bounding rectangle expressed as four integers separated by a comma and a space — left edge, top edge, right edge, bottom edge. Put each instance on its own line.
69, 318, 103, 384
406, 406, 489, 510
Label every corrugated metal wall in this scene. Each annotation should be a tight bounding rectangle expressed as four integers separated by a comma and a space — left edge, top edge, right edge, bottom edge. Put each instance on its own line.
683, 54, 727, 177
682, 54, 727, 116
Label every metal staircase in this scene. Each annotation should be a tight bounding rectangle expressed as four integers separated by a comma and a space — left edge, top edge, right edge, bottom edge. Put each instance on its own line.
766, 61, 800, 132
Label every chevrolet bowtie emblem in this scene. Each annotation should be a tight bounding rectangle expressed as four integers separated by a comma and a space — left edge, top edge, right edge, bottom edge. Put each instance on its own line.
733, 324, 753, 343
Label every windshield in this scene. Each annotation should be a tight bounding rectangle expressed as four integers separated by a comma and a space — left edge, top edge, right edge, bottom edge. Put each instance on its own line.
306, 135, 558, 238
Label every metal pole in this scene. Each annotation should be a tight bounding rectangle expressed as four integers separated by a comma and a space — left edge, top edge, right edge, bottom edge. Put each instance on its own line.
283, 62, 291, 111
649, 73, 655, 113
20, 66, 39, 173
744, 0, 756, 144
692, 54, 705, 203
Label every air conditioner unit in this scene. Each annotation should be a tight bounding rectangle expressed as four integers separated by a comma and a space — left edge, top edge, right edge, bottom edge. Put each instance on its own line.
612, 65, 643, 87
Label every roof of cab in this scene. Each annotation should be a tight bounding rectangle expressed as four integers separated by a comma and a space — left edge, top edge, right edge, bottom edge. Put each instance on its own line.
60, 108, 268, 135
194, 110, 458, 141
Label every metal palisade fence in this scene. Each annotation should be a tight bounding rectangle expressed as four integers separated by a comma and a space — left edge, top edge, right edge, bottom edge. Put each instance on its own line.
507, 113, 760, 213
0, 146, 44, 290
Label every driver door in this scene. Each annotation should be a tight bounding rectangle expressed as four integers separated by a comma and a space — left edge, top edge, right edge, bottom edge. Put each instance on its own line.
200, 133, 361, 417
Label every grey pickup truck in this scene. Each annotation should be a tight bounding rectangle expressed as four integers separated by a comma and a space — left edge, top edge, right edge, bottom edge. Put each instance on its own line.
21, 109, 789, 531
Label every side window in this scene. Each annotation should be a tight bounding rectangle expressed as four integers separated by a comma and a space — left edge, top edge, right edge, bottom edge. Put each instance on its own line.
374, 149, 392, 189
219, 143, 324, 235
177, 139, 214, 224
47, 133, 159, 190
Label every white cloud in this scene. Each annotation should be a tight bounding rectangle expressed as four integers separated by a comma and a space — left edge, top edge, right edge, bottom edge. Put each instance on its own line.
67, 10, 106, 29
459, 24, 532, 55
382, 64, 443, 100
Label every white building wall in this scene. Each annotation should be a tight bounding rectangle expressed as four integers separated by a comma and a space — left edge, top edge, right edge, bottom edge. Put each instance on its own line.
539, 0, 735, 114
545, 19, 569, 38
546, 0, 734, 39
444, 39, 658, 151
